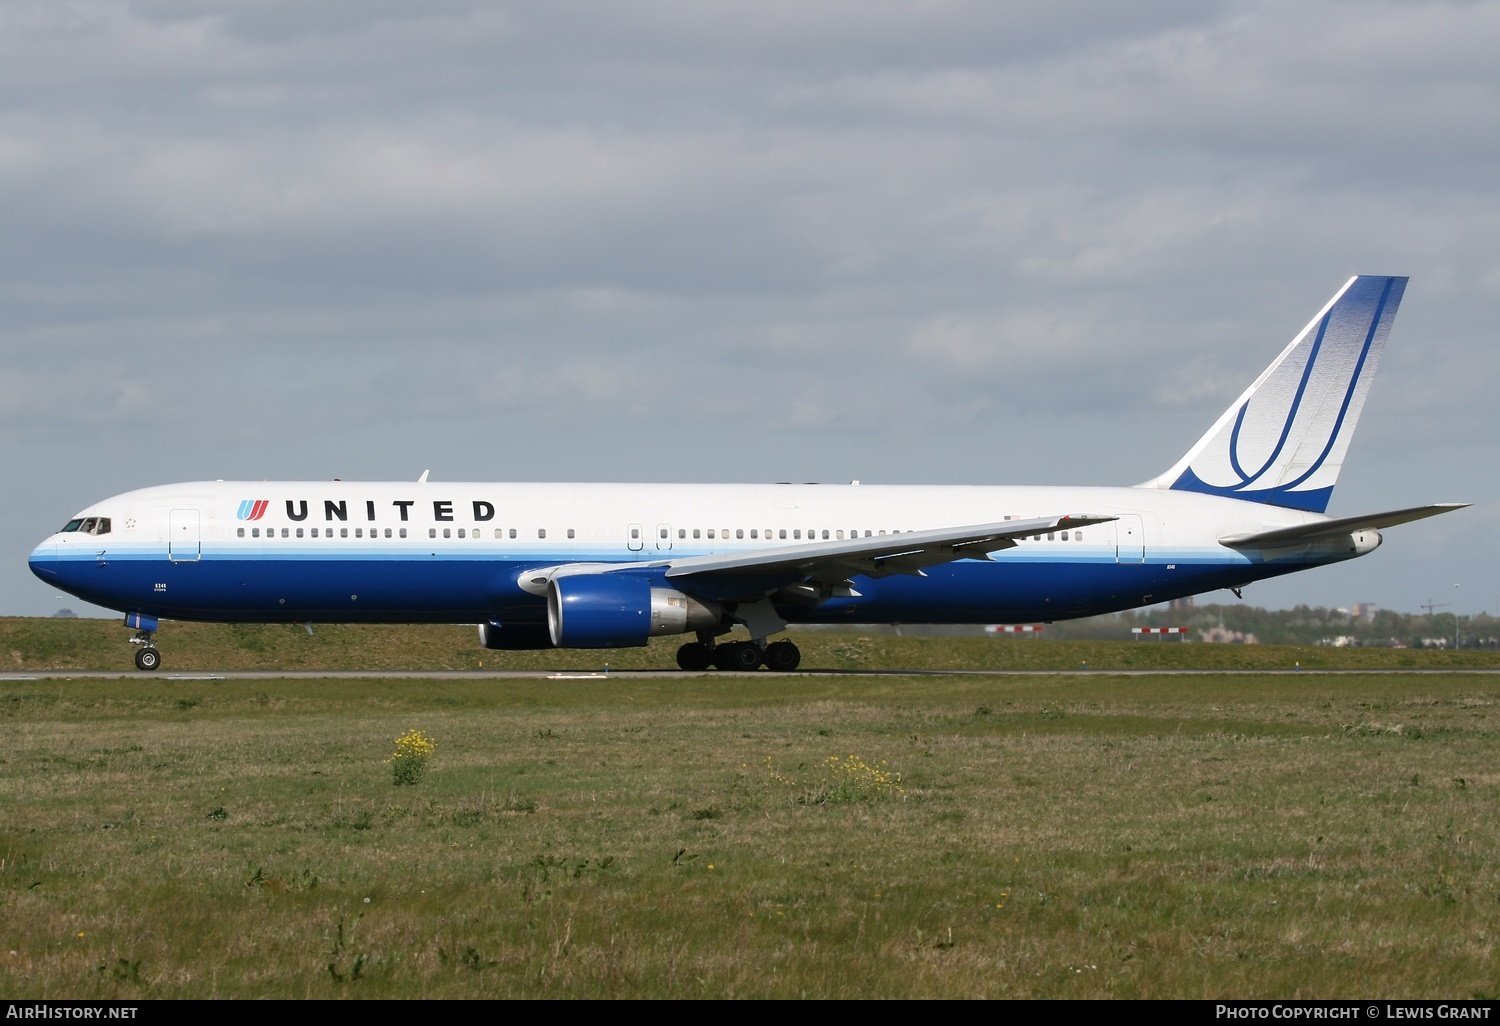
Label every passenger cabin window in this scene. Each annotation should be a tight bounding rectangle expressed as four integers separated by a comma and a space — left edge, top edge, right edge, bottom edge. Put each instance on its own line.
538, 529, 546, 539
443, 528, 451, 539
400, 528, 407, 538
509, 528, 517, 539
429, 528, 437, 539
340, 528, 348, 538
237, 527, 245, 538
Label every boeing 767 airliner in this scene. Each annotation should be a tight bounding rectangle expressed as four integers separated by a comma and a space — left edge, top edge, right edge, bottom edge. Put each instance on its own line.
29, 275, 1465, 671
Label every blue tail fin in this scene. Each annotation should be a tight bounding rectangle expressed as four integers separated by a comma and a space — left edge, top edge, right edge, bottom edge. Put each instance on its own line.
1141, 275, 1407, 513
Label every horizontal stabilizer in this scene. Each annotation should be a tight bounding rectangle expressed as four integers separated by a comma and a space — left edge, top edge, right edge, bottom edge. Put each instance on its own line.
1218, 503, 1468, 548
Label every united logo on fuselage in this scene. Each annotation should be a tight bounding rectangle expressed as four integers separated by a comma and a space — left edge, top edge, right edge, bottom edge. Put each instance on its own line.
237, 499, 270, 521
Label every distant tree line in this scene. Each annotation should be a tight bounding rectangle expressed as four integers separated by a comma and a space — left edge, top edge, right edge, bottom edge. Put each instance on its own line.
1043, 603, 1500, 648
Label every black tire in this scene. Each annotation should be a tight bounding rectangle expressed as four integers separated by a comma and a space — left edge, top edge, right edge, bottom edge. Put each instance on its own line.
676, 642, 713, 671
715, 642, 763, 671
763, 640, 801, 672
135, 647, 161, 672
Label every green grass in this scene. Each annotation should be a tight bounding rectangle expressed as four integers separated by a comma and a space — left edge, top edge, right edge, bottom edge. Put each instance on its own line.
3, 670, 1499, 997
3, 617, 1499, 673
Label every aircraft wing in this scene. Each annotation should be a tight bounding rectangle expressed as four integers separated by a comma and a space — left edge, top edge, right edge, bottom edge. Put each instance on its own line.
663, 513, 1117, 589
1218, 503, 1469, 548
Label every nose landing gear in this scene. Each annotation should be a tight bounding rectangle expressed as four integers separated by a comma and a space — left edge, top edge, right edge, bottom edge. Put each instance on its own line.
125, 613, 162, 671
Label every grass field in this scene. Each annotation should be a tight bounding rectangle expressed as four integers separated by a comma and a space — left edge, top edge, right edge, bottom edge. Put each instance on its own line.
3, 657, 1499, 997
5, 617, 1500, 673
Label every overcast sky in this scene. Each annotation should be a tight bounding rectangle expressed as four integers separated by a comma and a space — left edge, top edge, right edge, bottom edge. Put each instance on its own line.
4, 1, 1498, 620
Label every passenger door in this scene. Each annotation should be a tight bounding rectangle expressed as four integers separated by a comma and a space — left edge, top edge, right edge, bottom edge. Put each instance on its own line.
169, 509, 201, 562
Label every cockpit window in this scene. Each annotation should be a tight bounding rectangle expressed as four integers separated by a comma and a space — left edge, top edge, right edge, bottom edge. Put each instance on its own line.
59, 517, 111, 535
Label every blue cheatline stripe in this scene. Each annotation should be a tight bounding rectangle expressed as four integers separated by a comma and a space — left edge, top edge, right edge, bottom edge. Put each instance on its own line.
41, 541, 1363, 629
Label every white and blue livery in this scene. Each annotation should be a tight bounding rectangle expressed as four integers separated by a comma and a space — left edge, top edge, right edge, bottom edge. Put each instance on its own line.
29, 276, 1465, 671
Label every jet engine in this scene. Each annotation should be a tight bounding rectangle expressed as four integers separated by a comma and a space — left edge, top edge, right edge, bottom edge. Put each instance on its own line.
546, 574, 720, 648
477, 621, 555, 650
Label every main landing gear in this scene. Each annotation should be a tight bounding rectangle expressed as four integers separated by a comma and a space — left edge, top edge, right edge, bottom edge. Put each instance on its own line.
675, 638, 802, 672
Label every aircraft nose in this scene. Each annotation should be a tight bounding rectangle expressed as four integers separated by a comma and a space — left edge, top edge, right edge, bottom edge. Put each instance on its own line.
29, 538, 59, 579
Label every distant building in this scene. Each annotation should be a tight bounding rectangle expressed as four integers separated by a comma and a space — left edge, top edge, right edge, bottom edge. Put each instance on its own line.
1168, 596, 1196, 612
53, 608, 76, 618
1352, 602, 1379, 620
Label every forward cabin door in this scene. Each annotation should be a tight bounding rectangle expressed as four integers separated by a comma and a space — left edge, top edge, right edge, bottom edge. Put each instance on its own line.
169, 509, 201, 562
627, 523, 644, 552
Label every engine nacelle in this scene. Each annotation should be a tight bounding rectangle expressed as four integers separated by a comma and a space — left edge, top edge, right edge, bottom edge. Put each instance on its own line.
478, 621, 555, 650
547, 574, 720, 648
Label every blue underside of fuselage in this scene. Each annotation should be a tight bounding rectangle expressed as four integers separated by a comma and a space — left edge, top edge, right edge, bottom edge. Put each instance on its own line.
34, 552, 1319, 627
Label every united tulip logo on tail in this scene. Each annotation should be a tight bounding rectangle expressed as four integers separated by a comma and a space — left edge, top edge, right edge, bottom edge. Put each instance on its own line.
237, 499, 269, 521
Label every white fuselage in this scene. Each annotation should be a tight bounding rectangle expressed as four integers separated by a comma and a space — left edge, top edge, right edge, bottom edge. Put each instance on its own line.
30, 479, 1374, 629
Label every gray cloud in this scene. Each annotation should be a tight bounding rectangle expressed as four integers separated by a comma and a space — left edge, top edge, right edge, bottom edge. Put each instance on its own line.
3, 0, 1496, 618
